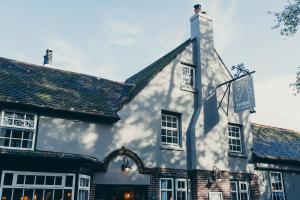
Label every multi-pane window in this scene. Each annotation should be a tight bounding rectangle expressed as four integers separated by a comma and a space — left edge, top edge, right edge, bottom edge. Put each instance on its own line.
270, 172, 285, 200
176, 179, 187, 200
160, 178, 173, 200
161, 112, 180, 145
228, 124, 243, 153
0, 171, 75, 200
78, 175, 90, 200
239, 182, 249, 200
231, 181, 238, 200
0, 111, 37, 150
160, 178, 190, 200
230, 181, 250, 200
182, 66, 195, 88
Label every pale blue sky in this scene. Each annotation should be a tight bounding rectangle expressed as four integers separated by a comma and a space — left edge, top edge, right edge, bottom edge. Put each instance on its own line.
1, 1, 300, 130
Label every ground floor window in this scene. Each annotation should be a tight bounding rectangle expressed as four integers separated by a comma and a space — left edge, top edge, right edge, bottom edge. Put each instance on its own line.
230, 181, 250, 200
270, 172, 285, 200
78, 174, 90, 200
160, 178, 190, 200
0, 171, 75, 200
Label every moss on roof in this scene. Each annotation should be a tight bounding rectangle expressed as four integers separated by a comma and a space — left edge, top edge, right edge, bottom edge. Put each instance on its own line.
252, 123, 300, 163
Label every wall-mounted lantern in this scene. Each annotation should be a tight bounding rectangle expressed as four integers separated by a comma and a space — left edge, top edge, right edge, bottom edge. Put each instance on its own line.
121, 155, 131, 173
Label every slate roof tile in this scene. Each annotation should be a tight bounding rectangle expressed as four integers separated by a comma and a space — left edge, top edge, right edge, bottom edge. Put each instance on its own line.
252, 123, 300, 163
0, 57, 133, 120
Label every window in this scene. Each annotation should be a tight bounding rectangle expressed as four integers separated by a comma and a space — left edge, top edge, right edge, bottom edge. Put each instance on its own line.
270, 172, 285, 200
231, 181, 238, 200
228, 124, 243, 153
0, 171, 75, 200
182, 66, 195, 88
176, 179, 187, 200
0, 111, 37, 150
209, 192, 223, 200
78, 175, 90, 200
161, 111, 180, 146
160, 178, 173, 200
239, 182, 249, 200
160, 178, 190, 200
230, 181, 250, 200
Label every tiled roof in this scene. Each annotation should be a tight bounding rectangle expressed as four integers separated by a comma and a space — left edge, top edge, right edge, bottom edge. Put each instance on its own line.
0, 148, 103, 167
0, 57, 133, 121
125, 39, 192, 100
252, 123, 300, 163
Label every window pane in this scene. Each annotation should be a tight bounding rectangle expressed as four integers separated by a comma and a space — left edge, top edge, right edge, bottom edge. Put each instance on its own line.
24, 189, 34, 200
0, 138, 10, 147
63, 189, 72, 200
53, 189, 63, 200
17, 175, 25, 184
55, 176, 62, 186
79, 190, 89, 200
44, 190, 53, 200
36, 176, 45, 185
13, 189, 23, 200
3, 173, 13, 186
1, 188, 12, 200
25, 175, 35, 185
65, 176, 73, 187
34, 189, 44, 200
46, 176, 55, 185
10, 139, 21, 147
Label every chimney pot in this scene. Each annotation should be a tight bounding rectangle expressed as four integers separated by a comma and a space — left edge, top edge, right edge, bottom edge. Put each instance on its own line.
194, 4, 201, 14
43, 49, 53, 65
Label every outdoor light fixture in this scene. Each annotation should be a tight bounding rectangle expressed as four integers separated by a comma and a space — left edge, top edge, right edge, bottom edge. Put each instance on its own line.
121, 155, 131, 173
207, 166, 222, 186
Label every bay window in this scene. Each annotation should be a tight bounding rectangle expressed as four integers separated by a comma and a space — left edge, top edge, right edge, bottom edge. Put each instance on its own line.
0, 171, 75, 200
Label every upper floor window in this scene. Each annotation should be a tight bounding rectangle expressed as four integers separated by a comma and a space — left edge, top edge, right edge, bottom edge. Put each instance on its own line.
161, 111, 181, 146
230, 181, 250, 200
270, 172, 285, 200
182, 66, 195, 88
0, 110, 37, 150
228, 124, 243, 153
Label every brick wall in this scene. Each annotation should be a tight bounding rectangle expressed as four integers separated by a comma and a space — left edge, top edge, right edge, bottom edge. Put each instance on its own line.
90, 183, 96, 200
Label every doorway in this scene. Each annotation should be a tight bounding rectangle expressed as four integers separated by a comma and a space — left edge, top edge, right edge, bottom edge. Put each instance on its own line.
96, 185, 148, 200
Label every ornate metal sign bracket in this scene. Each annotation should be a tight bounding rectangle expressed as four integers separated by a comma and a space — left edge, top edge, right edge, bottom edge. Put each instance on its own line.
216, 63, 255, 116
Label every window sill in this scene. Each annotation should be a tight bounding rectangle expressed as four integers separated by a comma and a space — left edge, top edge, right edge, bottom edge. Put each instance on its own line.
180, 86, 197, 93
160, 144, 184, 151
228, 152, 248, 158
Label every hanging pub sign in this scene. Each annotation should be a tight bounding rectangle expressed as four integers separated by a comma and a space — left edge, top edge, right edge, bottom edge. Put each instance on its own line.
232, 75, 255, 113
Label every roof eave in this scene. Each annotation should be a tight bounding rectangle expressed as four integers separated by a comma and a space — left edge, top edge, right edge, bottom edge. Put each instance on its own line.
0, 101, 120, 124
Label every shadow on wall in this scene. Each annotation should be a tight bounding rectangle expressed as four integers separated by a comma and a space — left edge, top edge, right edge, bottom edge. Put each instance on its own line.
37, 47, 194, 170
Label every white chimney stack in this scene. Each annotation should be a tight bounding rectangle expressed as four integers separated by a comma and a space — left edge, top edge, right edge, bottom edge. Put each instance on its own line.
43, 49, 53, 66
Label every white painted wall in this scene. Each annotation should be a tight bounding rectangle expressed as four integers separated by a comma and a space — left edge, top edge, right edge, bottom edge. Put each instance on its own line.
36, 43, 195, 170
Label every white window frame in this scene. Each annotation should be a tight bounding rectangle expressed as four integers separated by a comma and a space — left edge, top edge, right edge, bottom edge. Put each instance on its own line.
239, 181, 250, 200
176, 179, 187, 200
78, 174, 90, 200
0, 170, 75, 200
182, 66, 195, 88
160, 178, 174, 200
230, 181, 239, 200
209, 192, 223, 200
161, 112, 180, 146
0, 110, 38, 150
227, 124, 243, 153
270, 172, 285, 200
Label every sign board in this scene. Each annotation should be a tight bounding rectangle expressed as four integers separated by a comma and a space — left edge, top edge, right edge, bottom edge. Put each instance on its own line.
232, 76, 255, 113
